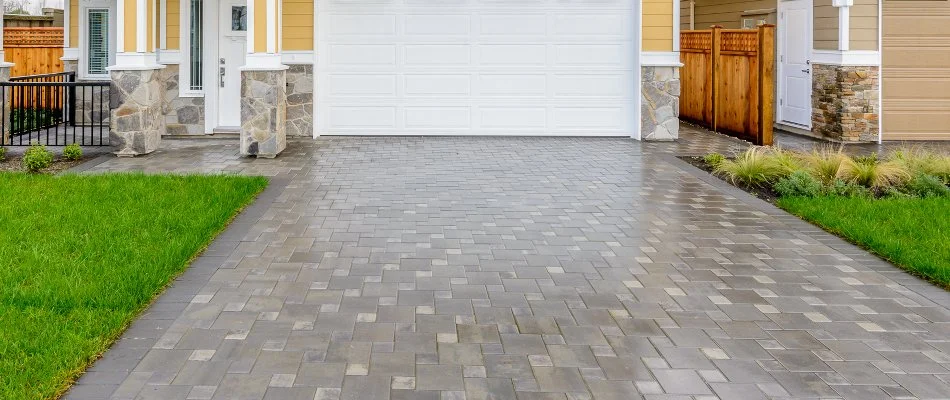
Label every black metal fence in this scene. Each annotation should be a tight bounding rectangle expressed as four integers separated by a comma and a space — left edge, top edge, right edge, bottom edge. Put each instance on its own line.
0, 71, 112, 147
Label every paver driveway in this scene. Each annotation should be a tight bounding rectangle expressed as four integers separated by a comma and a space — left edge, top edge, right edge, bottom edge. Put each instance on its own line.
67, 128, 950, 400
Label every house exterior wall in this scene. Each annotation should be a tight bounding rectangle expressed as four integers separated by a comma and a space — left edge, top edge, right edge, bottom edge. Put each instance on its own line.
813, 0, 838, 50
678, 0, 776, 30
69, 0, 78, 47
283, 0, 313, 50
882, 0, 950, 140
644, 0, 675, 51
166, 0, 180, 50
850, 0, 878, 51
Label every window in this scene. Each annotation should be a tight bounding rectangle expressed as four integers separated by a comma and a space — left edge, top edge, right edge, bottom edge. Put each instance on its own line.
189, 0, 203, 90
231, 6, 247, 31
87, 9, 110, 76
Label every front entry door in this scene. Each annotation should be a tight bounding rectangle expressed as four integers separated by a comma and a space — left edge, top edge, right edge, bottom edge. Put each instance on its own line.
218, 0, 247, 128
779, 0, 812, 127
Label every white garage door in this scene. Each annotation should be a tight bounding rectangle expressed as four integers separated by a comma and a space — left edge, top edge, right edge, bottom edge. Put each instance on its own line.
315, 0, 639, 136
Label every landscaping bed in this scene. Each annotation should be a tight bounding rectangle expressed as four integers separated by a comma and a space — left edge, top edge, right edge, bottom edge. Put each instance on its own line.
687, 146, 950, 288
0, 173, 268, 400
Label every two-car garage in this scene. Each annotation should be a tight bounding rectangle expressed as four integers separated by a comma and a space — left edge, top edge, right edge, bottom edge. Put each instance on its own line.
314, 0, 639, 136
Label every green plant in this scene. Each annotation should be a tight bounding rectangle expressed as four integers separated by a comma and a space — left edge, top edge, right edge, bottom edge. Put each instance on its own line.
0, 147, 6, 162
774, 171, 824, 198
904, 173, 950, 198
767, 147, 804, 178
840, 158, 910, 189
713, 147, 784, 188
852, 152, 878, 166
22, 143, 53, 172
703, 152, 725, 168
826, 179, 871, 198
63, 143, 83, 161
803, 147, 850, 185
889, 147, 950, 183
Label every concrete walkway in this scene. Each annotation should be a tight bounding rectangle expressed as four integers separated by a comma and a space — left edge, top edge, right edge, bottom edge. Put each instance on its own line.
66, 127, 950, 400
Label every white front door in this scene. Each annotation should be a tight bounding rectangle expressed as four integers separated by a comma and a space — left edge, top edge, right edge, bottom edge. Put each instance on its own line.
778, 0, 812, 127
315, 0, 638, 136
218, 0, 248, 128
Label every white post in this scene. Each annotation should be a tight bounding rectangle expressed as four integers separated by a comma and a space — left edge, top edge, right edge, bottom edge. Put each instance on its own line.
833, 0, 853, 51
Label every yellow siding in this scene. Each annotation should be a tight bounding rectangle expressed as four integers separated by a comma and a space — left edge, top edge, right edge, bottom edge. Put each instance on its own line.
253, 0, 266, 52
124, 0, 137, 51
850, 0, 878, 51
148, 0, 154, 51
69, 0, 78, 48
643, 0, 674, 51
166, 0, 180, 49
282, 0, 313, 51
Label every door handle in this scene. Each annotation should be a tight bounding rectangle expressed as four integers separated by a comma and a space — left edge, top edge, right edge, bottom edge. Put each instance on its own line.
802, 69, 810, 74
220, 66, 226, 87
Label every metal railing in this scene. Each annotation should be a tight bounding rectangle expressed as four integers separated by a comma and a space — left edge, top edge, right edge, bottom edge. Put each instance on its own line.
1, 71, 112, 146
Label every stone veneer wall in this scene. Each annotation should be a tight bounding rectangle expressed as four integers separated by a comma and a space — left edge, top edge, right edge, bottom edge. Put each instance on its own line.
285, 64, 313, 137
641, 66, 680, 140
240, 69, 287, 158
63, 59, 111, 126
110, 68, 164, 156
159, 64, 205, 135
812, 64, 880, 142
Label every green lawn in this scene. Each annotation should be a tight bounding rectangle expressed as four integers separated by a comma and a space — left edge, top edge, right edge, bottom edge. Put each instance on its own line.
0, 173, 267, 400
778, 196, 950, 288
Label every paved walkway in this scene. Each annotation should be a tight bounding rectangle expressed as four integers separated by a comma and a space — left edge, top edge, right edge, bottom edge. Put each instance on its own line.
66, 127, 950, 400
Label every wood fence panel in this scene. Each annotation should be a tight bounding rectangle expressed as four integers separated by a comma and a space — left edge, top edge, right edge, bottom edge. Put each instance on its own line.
3, 27, 64, 78
678, 25, 775, 145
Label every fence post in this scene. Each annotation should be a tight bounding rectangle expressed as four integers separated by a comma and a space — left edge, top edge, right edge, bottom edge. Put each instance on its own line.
757, 25, 776, 146
710, 25, 722, 132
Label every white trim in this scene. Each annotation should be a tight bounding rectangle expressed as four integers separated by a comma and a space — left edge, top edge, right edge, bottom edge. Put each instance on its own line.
160, 0, 166, 50
312, 0, 318, 138
62, 47, 80, 60
80, 3, 117, 80
673, 0, 680, 52
116, 0, 124, 52
266, 0, 276, 53
64, 0, 70, 48
282, 50, 314, 64
137, 0, 147, 52
202, 0, 216, 133
777, 0, 814, 129
634, 0, 642, 140
109, 52, 162, 70
157, 49, 181, 64
810, 50, 880, 66
877, 0, 882, 143
835, 2, 851, 51
641, 52, 683, 67
246, 0, 254, 54
241, 53, 287, 70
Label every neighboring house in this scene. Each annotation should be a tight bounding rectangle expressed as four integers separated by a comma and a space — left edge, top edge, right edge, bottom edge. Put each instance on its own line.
682, 0, 950, 142
45, 0, 684, 157
5, 8, 65, 28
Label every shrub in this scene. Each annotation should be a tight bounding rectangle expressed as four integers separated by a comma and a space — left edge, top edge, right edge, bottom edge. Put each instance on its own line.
827, 179, 871, 198
703, 152, 725, 168
904, 173, 950, 198
840, 158, 910, 189
0, 146, 6, 162
767, 147, 804, 178
889, 147, 950, 183
63, 143, 83, 161
713, 147, 784, 188
23, 143, 53, 172
774, 171, 824, 198
852, 152, 878, 166
803, 147, 850, 185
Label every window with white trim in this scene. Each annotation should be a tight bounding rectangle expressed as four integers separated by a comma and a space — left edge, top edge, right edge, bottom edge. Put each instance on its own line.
189, 0, 203, 90
180, 0, 205, 95
87, 8, 110, 76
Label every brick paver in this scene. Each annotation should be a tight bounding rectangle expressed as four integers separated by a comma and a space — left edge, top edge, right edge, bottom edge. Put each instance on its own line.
65, 127, 950, 400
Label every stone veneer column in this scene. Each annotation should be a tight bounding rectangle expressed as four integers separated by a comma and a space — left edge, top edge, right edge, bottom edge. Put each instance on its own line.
641, 66, 681, 140
240, 69, 287, 158
110, 68, 164, 156
812, 64, 880, 142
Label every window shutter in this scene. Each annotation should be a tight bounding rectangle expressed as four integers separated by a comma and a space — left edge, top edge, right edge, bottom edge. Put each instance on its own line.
87, 9, 109, 75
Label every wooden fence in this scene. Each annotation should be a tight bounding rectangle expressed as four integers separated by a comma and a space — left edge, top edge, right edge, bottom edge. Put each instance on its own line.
680, 25, 775, 145
3, 27, 64, 78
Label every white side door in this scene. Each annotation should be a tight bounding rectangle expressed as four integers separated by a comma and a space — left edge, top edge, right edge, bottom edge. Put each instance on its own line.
778, 0, 812, 128
218, 0, 248, 128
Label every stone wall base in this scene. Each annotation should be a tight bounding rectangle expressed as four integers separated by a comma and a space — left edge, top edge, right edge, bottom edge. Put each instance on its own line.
110, 68, 164, 156
812, 64, 879, 142
641, 66, 680, 141
241, 69, 287, 158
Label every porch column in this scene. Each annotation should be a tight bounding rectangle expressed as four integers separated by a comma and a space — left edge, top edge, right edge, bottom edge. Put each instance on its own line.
240, 0, 288, 158
833, 0, 852, 51
0, 9, 13, 145
109, 0, 165, 156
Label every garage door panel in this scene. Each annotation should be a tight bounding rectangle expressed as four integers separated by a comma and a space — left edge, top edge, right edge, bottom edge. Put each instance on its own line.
316, 0, 637, 136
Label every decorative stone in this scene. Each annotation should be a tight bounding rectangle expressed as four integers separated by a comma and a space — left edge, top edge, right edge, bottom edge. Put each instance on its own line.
240, 68, 287, 158
284, 65, 313, 137
811, 64, 879, 142
641, 66, 680, 141
159, 64, 206, 135
110, 67, 164, 156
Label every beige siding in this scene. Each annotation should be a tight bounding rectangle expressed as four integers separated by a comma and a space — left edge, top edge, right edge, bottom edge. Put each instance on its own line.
678, 0, 776, 30
814, 0, 838, 50
282, 0, 313, 51
882, 0, 950, 140
850, 0, 878, 51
